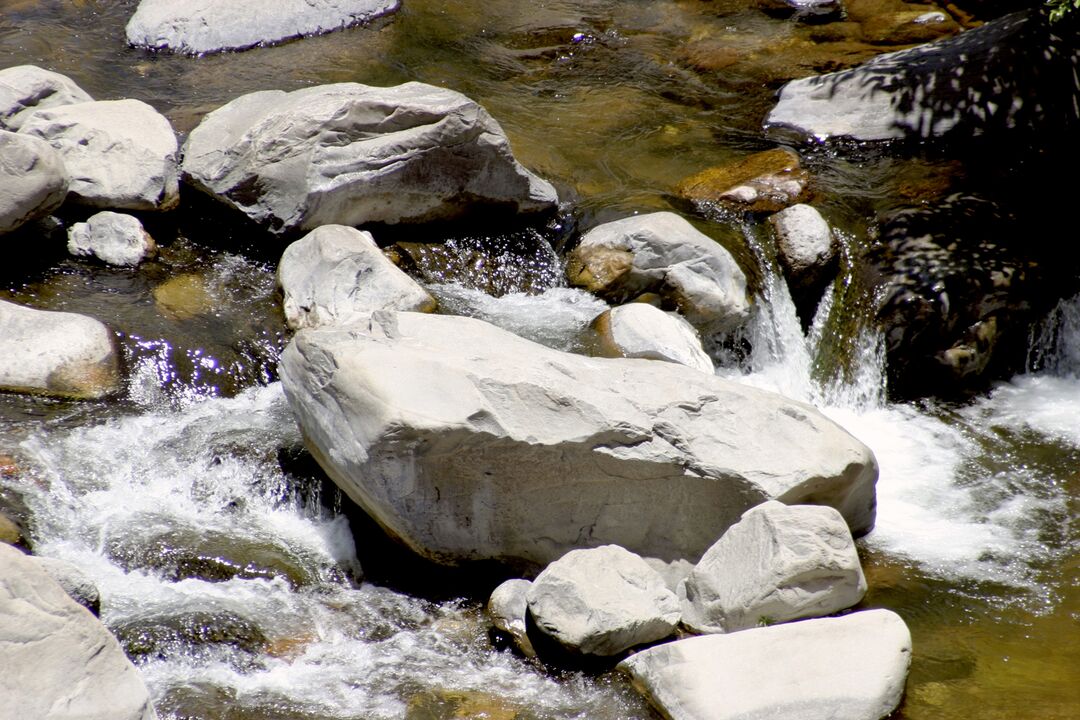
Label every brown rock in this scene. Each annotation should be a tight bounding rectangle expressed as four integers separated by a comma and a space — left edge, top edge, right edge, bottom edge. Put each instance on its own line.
676, 148, 811, 213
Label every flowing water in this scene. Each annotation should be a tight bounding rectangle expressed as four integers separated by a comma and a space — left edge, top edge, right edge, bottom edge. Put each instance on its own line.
1, 1, 1078, 719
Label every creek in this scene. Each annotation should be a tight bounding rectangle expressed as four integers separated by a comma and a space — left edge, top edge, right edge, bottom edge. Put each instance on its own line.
1, 1, 1077, 719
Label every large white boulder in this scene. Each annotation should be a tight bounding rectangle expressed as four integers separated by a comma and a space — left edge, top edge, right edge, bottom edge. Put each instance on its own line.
680, 501, 866, 634
0, 300, 120, 399
0, 544, 156, 720
278, 310, 877, 567
278, 224, 436, 331
19, 99, 179, 211
0, 130, 69, 234
526, 545, 680, 656
0, 65, 93, 131
182, 83, 557, 235
126, 0, 400, 55
67, 211, 156, 266
618, 609, 911, 720
592, 303, 713, 374
566, 212, 749, 337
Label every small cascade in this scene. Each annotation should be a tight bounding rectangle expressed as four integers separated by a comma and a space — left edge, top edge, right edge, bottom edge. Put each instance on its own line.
1027, 292, 1080, 376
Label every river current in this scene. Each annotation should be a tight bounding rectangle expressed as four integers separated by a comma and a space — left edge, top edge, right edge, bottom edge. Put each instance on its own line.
1, 1, 1077, 719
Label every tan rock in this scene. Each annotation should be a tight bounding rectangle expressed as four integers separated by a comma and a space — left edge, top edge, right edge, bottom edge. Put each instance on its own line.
676, 148, 810, 213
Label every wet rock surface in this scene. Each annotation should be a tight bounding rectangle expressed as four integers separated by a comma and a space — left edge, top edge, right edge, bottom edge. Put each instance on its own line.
676, 148, 811, 214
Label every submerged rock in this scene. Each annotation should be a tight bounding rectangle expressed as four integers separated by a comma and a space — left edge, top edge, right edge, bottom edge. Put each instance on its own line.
566, 212, 749, 337
0, 130, 68, 234
618, 609, 911, 720
591, 303, 714, 374
676, 148, 811, 214
182, 82, 557, 235
278, 224, 436, 331
0, 299, 120, 399
0, 65, 93, 131
279, 310, 878, 567
19, 99, 179, 211
765, 10, 1078, 143
67, 211, 156, 266
0, 544, 156, 720
526, 545, 680, 657
680, 501, 866, 634
126, 0, 400, 55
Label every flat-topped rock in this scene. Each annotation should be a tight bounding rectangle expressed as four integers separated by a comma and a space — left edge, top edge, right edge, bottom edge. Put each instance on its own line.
182, 82, 557, 235
279, 310, 878, 567
126, 0, 401, 55
619, 609, 912, 720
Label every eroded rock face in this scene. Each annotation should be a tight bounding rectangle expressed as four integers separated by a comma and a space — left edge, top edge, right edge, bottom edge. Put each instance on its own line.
680, 501, 866, 633
765, 10, 1079, 144
592, 303, 714, 374
0, 544, 157, 720
182, 82, 557, 235
0, 130, 68, 234
0, 300, 120, 399
277, 224, 436, 331
566, 212, 750, 338
67, 211, 156, 266
126, 0, 400, 55
526, 545, 680, 657
618, 609, 911, 720
19, 99, 179, 211
0, 65, 93, 131
279, 310, 878, 567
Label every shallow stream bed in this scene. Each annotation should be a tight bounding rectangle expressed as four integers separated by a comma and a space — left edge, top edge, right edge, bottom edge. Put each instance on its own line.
1, 1, 1077, 719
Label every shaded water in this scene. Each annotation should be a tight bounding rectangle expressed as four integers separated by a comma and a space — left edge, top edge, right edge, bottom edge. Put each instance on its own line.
1, 1, 1077, 719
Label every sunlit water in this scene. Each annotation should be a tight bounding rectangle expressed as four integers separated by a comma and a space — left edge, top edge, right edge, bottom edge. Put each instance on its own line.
1, 1, 1077, 719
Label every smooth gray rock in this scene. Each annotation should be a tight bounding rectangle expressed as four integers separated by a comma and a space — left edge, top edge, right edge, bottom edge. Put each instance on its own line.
34, 556, 101, 616
0, 130, 69, 234
768, 204, 835, 288
487, 578, 535, 657
681, 501, 866, 634
0, 299, 120, 399
0, 65, 93, 131
278, 311, 878, 567
126, 0, 400, 55
567, 212, 749, 337
0, 544, 156, 720
19, 99, 179, 211
526, 545, 680, 657
593, 303, 713, 373
618, 609, 911, 720
278, 224, 436, 331
67, 211, 156, 266
182, 82, 557, 235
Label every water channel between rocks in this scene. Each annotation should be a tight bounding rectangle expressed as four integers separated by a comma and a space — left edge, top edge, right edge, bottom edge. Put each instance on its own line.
1, 1, 1078, 719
